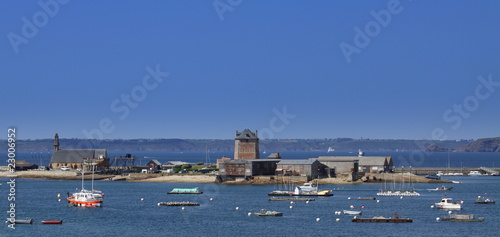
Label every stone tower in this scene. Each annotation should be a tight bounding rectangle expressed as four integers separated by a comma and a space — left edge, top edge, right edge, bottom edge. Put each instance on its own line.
54, 133, 60, 151
234, 129, 259, 159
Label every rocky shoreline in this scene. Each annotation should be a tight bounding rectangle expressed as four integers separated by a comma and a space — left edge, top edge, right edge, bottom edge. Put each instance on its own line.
0, 171, 451, 184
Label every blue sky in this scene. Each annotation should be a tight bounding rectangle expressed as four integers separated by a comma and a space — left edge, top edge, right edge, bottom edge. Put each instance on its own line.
1, 0, 499, 140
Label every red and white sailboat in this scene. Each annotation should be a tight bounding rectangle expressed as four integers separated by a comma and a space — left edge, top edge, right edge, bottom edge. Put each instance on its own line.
67, 158, 104, 207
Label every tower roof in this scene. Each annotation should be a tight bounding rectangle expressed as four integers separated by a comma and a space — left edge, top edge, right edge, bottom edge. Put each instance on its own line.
235, 129, 258, 140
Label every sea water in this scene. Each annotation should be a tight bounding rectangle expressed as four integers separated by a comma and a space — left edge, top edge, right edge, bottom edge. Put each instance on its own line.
1, 176, 499, 236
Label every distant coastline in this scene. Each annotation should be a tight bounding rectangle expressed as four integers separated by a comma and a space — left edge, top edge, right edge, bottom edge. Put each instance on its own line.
0, 138, 481, 152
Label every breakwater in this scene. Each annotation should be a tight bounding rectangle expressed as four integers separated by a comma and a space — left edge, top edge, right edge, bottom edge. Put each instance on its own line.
394, 167, 500, 175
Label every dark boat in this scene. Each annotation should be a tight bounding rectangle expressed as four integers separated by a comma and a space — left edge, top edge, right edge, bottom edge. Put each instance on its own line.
268, 197, 315, 202
41, 220, 63, 224
253, 209, 283, 217
357, 197, 376, 200
352, 214, 412, 223
157, 201, 200, 206
441, 214, 484, 222
474, 196, 495, 204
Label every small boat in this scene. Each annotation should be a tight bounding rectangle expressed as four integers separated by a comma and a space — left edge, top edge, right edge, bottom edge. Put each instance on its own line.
253, 209, 283, 217
427, 186, 453, 191
268, 197, 315, 202
343, 210, 362, 215
167, 187, 203, 194
41, 220, 63, 224
425, 174, 441, 180
157, 201, 200, 206
468, 171, 483, 176
357, 197, 376, 200
352, 214, 412, 223
474, 196, 495, 204
435, 197, 462, 210
441, 214, 484, 222
6, 218, 34, 224
67, 159, 103, 207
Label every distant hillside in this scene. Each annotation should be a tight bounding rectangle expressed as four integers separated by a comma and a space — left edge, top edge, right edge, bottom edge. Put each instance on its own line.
1, 138, 471, 152
456, 137, 500, 152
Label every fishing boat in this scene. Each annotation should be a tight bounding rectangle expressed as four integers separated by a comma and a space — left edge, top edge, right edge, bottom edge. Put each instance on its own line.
253, 209, 283, 217
474, 196, 495, 204
5, 218, 34, 224
357, 197, 376, 200
269, 181, 333, 197
435, 197, 462, 210
427, 186, 453, 191
343, 210, 362, 215
67, 158, 103, 207
167, 187, 203, 194
441, 214, 484, 222
41, 220, 63, 224
352, 214, 412, 223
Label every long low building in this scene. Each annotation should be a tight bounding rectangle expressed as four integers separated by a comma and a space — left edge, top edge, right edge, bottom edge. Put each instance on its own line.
317, 156, 393, 173
217, 159, 281, 181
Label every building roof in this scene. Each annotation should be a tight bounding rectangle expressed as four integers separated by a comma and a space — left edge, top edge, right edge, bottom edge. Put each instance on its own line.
163, 161, 187, 166
267, 152, 281, 159
235, 129, 258, 140
277, 159, 317, 165
147, 159, 162, 166
50, 149, 107, 163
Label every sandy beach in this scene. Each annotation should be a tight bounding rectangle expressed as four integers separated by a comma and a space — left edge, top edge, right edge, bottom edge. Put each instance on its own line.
0, 170, 450, 184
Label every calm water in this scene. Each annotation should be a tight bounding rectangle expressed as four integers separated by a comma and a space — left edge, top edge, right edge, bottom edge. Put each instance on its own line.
1, 176, 499, 236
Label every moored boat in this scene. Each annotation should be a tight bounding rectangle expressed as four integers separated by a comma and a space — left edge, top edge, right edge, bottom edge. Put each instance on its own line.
343, 210, 362, 215
352, 214, 412, 223
167, 187, 203, 194
67, 159, 103, 207
253, 209, 283, 217
435, 197, 462, 210
427, 186, 453, 191
268, 197, 315, 202
357, 197, 376, 200
41, 220, 63, 224
474, 196, 495, 204
6, 218, 34, 224
157, 201, 200, 206
441, 214, 484, 222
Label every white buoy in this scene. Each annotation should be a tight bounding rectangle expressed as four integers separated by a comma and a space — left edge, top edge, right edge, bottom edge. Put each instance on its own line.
436, 217, 441, 222
140, 198, 144, 201
431, 205, 435, 208
376, 200, 380, 203
58, 199, 61, 202
336, 218, 340, 222
181, 207, 185, 210
448, 211, 452, 214
157, 203, 160, 206
248, 212, 252, 216
350, 205, 354, 209
210, 198, 213, 201
460, 200, 464, 204
306, 200, 309, 204
290, 206, 293, 209
348, 197, 351, 200
316, 218, 320, 222
290, 201, 294, 204
235, 207, 239, 211
400, 196, 403, 199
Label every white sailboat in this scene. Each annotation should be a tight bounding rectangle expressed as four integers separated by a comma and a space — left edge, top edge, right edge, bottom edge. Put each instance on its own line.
377, 168, 420, 196
67, 158, 104, 207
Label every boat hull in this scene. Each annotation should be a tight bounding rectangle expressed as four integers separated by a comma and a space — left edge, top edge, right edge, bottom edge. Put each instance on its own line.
41, 220, 63, 224
352, 218, 412, 223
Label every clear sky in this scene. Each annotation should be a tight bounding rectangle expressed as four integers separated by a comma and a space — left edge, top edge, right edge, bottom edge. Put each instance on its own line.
1, 0, 499, 140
